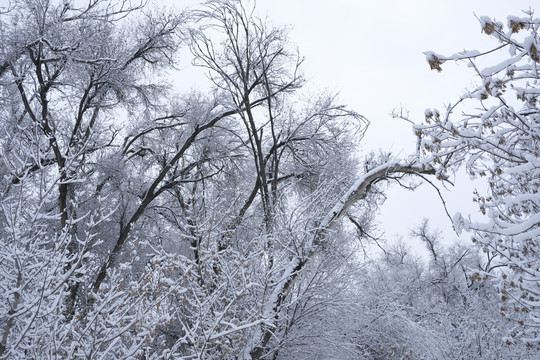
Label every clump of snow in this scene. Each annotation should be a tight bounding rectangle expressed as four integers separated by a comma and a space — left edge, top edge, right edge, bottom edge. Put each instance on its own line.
452, 212, 470, 235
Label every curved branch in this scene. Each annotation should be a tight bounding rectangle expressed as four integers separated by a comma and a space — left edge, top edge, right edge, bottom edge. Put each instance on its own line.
250, 160, 437, 359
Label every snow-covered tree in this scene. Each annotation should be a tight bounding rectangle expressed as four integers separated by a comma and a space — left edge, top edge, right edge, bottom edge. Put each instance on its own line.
0, 0, 416, 358
417, 9, 540, 348
348, 223, 537, 360
0, 0, 192, 357
2, 0, 501, 358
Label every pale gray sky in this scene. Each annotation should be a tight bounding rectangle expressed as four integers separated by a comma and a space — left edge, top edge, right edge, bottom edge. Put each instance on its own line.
256, 0, 535, 251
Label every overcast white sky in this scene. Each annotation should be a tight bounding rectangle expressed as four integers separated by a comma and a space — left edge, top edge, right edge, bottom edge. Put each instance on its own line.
248, 0, 535, 253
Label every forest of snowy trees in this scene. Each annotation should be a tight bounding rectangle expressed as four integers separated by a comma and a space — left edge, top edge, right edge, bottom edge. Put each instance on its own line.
0, 0, 539, 358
